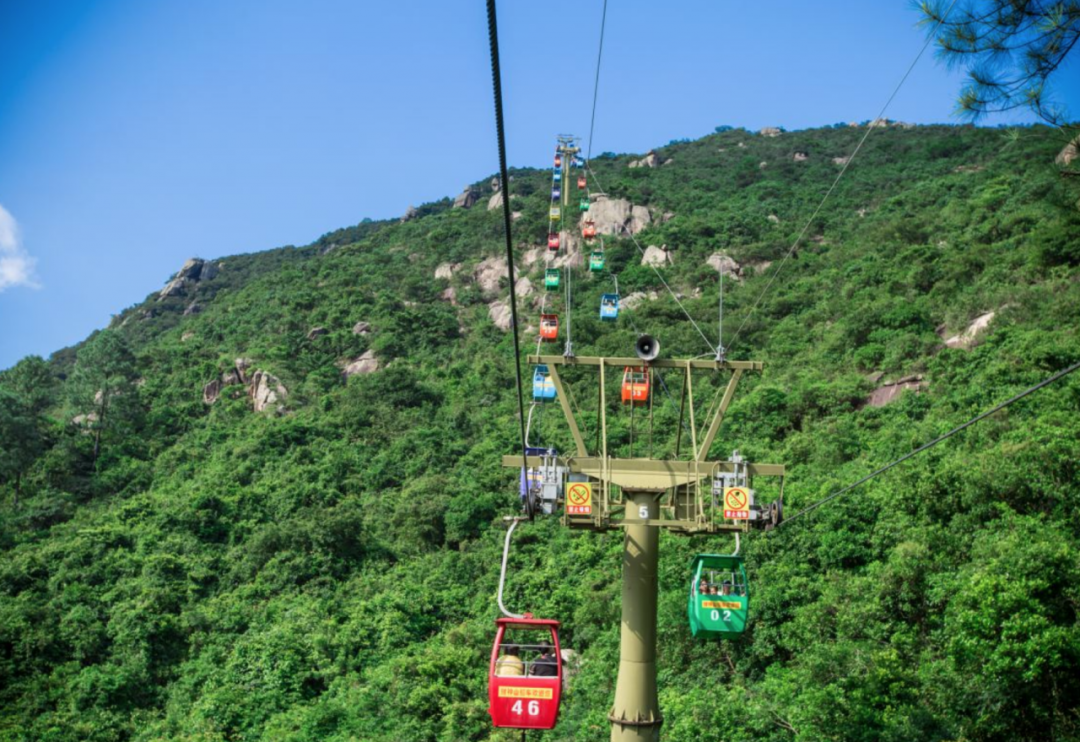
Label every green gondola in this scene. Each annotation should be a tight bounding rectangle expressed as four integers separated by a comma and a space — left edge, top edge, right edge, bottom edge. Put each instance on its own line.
589, 250, 605, 272
579, 197, 590, 212
687, 554, 749, 638
545, 268, 560, 290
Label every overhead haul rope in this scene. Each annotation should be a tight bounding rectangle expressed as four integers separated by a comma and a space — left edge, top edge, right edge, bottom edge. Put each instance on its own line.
578, 0, 717, 355
585, 0, 608, 164
585, 164, 719, 356
486, 0, 531, 503
725, 0, 960, 351
776, 359, 1080, 528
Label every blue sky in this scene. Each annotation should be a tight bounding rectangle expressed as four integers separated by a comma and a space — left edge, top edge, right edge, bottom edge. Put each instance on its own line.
1, 0, 1077, 369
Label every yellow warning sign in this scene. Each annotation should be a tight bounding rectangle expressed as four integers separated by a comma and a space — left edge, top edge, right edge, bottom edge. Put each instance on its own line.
566, 482, 592, 515
723, 487, 750, 520
498, 686, 555, 699
701, 600, 742, 610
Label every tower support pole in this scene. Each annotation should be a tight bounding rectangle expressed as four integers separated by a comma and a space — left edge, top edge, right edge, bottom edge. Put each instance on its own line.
609, 489, 662, 742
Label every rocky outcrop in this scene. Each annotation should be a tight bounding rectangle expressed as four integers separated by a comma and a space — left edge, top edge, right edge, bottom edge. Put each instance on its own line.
553, 233, 584, 269
832, 156, 850, 166
767, 214, 780, 224
440, 286, 458, 305
159, 278, 186, 298
490, 177, 501, 192
453, 187, 480, 209
402, 205, 419, 222
629, 151, 660, 169
866, 374, 926, 407
939, 311, 995, 350
307, 327, 328, 340
181, 331, 195, 342
183, 302, 201, 315
159, 258, 219, 299
474, 256, 508, 294
641, 245, 672, 268
202, 358, 262, 406
489, 300, 513, 331
249, 371, 287, 414
743, 259, 773, 276
435, 262, 460, 280
758, 127, 782, 138
487, 191, 503, 211
706, 253, 741, 280
1056, 136, 1080, 167
342, 350, 379, 378
793, 151, 809, 162
352, 321, 372, 336
553, 241, 585, 270
202, 379, 223, 405
514, 277, 533, 298
71, 412, 99, 428
588, 195, 651, 236
522, 247, 544, 267
622, 291, 659, 310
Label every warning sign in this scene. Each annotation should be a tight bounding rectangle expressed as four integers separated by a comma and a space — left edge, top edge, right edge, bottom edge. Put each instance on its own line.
723, 487, 750, 520
498, 687, 554, 700
566, 482, 592, 515
701, 600, 742, 610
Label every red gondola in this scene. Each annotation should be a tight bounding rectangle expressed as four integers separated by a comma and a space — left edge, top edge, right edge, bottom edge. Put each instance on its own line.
488, 616, 563, 729
582, 220, 597, 240
621, 366, 649, 405
540, 314, 559, 342
577, 175, 587, 190
548, 233, 560, 250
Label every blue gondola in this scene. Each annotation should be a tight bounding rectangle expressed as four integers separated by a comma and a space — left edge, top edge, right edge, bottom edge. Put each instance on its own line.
600, 293, 619, 321
533, 365, 556, 401
553, 170, 562, 183
552, 187, 561, 201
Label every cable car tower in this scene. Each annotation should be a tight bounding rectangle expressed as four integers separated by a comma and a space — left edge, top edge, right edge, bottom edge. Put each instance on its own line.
502, 336, 785, 742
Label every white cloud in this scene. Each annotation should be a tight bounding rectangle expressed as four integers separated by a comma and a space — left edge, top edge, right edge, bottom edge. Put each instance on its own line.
0, 204, 39, 291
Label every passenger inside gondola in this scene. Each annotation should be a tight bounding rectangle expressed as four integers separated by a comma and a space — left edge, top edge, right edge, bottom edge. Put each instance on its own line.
530, 642, 559, 677
495, 644, 524, 676
695, 569, 748, 597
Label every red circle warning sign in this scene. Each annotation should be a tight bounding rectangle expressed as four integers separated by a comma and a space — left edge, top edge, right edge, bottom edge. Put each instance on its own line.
566, 482, 593, 515
568, 484, 590, 506
724, 488, 748, 510
723, 487, 750, 520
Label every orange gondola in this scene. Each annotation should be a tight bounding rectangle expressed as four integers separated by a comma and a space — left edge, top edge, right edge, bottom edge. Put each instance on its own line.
548, 233, 560, 250
577, 175, 587, 190
582, 220, 597, 240
621, 366, 649, 405
540, 314, 559, 342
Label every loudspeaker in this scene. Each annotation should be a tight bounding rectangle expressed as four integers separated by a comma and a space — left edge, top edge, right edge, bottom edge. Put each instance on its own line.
635, 335, 660, 362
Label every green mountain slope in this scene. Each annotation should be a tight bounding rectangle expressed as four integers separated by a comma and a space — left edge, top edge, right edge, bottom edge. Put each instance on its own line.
2, 123, 1079, 742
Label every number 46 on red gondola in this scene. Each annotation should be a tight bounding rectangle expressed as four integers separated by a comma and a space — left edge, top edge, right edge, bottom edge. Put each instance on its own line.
488, 616, 563, 729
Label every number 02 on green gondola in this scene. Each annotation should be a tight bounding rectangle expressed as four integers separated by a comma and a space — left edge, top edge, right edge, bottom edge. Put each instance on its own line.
687, 554, 749, 638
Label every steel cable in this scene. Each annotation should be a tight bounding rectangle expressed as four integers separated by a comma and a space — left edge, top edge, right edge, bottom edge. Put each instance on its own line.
486, 0, 531, 508
726, 0, 961, 350
777, 359, 1080, 528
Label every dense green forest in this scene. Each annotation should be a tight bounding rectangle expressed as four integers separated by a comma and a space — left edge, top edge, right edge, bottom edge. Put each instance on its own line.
2, 122, 1079, 741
